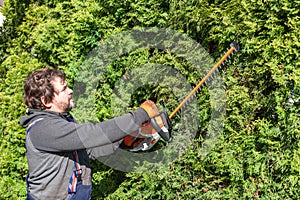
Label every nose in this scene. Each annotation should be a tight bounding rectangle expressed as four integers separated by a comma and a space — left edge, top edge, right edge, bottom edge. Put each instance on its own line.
67, 87, 73, 95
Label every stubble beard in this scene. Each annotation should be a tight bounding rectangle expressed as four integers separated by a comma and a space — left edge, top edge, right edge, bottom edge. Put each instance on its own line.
66, 98, 75, 112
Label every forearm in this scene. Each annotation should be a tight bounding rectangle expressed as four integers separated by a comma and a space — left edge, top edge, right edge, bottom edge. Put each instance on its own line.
87, 139, 122, 160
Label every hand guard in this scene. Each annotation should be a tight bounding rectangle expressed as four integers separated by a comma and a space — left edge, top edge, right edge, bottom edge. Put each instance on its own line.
140, 100, 159, 118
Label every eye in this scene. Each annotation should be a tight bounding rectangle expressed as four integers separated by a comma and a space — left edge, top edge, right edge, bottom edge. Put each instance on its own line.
61, 83, 69, 91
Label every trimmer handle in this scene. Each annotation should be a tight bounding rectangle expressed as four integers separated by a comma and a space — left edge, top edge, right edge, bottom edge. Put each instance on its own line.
151, 101, 172, 141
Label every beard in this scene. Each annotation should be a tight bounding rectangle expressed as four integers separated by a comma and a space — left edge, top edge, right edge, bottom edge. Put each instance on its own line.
57, 98, 75, 113
65, 99, 75, 112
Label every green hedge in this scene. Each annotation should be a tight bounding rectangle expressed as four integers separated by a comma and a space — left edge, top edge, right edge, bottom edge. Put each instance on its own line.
0, 0, 299, 199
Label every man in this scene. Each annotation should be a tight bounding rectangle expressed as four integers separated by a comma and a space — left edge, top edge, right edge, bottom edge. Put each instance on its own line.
20, 67, 160, 200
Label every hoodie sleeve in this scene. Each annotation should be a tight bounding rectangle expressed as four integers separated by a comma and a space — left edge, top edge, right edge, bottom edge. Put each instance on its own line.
28, 108, 149, 152
86, 140, 122, 160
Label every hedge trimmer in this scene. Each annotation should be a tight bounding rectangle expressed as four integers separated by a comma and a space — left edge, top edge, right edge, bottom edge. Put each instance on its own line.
123, 42, 240, 151
169, 42, 240, 119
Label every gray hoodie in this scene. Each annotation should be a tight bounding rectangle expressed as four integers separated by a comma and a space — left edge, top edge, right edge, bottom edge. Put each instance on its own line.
20, 108, 149, 200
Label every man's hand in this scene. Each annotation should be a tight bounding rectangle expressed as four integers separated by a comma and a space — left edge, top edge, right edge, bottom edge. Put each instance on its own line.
140, 100, 171, 141
140, 100, 165, 136
122, 100, 160, 149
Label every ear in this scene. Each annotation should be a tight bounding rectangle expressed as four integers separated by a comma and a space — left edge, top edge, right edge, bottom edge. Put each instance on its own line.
41, 96, 52, 109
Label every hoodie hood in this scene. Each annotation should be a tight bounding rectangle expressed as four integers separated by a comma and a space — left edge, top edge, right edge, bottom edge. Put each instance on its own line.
20, 108, 71, 128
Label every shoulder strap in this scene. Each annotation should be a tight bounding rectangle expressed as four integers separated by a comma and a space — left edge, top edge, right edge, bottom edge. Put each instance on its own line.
68, 151, 82, 195
26, 118, 44, 135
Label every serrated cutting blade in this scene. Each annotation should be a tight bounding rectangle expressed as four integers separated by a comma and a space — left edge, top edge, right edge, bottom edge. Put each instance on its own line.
169, 42, 240, 119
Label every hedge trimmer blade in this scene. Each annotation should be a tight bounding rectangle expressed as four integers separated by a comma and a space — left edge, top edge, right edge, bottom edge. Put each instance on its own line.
169, 42, 240, 119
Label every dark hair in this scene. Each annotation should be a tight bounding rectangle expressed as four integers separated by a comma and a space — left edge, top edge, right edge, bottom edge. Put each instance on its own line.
23, 67, 66, 109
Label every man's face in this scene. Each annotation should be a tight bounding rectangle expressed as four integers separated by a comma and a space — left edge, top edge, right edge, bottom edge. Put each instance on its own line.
50, 77, 74, 113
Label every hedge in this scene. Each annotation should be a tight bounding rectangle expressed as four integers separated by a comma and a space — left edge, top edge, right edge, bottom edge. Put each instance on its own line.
0, 0, 299, 199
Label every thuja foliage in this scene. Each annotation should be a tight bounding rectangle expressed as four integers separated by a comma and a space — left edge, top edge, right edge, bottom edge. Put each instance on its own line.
0, 0, 299, 199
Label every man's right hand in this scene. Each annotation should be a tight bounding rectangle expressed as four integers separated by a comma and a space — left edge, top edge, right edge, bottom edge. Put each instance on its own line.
122, 100, 161, 149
